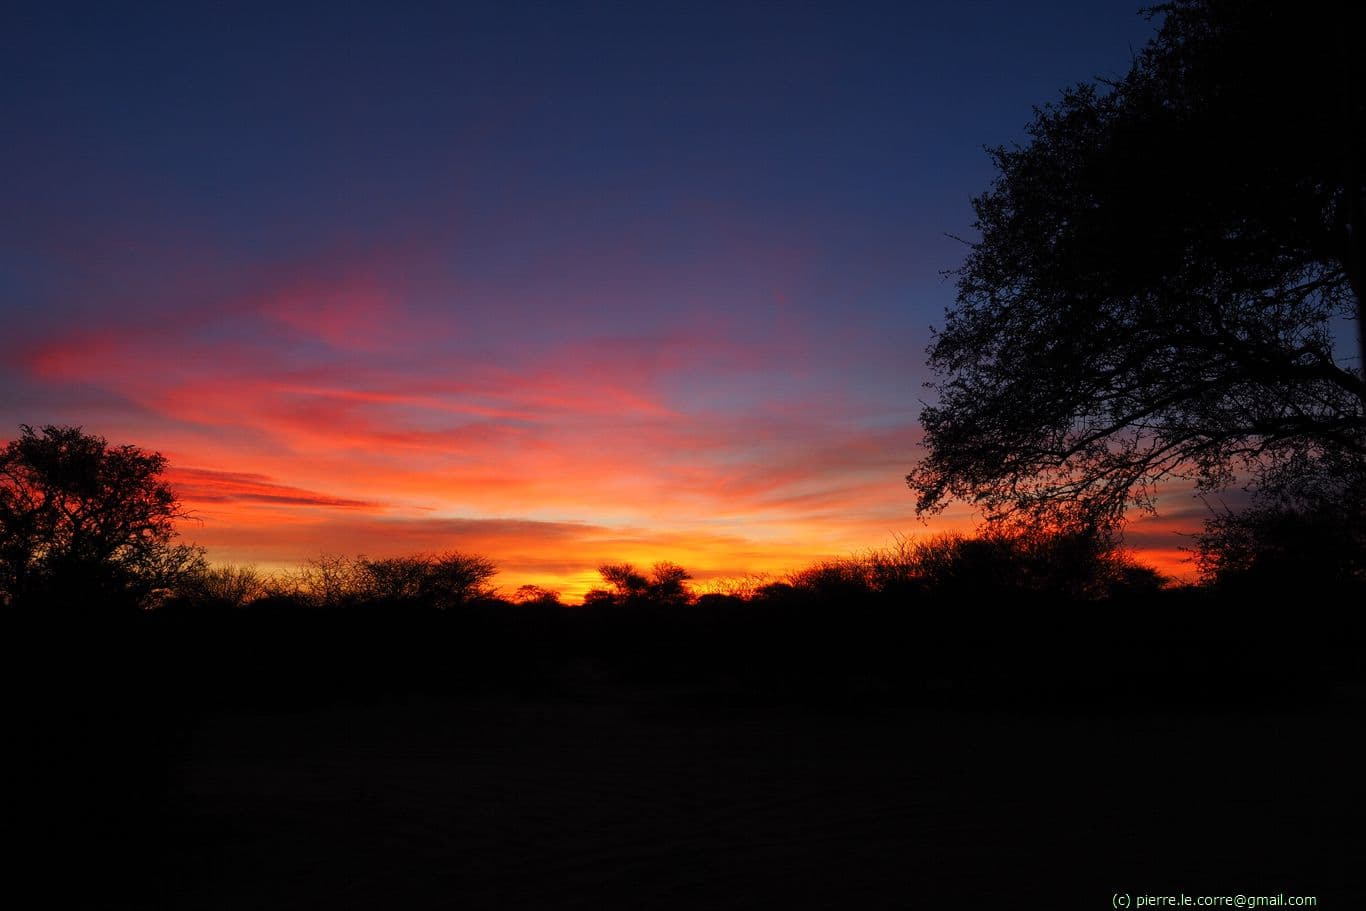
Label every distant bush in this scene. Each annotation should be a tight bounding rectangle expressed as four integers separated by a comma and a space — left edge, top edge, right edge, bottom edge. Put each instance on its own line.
397, 552, 499, 608
911, 529, 1164, 598
584, 561, 695, 606
780, 530, 1163, 602
166, 563, 267, 609
785, 558, 878, 600
242, 551, 499, 609
697, 573, 776, 600
1195, 499, 1366, 592
510, 584, 563, 607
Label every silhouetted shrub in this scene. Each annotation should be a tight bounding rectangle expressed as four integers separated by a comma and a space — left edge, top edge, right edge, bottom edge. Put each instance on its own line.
754, 581, 797, 601
778, 530, 1163, 603
698, 572, 776, 600
357, 555, 431, 602
417, 552, 500, 607
786, 558, 877, 599
164, 563, 267, 609
646, 561, 692, 605
511, 584, 563, 607
596, 562, 650, 600
258, 551, 499, 608
244, 592, 314, 611
904, 529, 1162, 599
589, 561, 695, 606
693, 593, 746, 610
1195, 498, 1366, 593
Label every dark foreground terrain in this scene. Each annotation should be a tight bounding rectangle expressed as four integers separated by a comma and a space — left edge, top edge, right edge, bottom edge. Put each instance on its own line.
151, 695, 1363, 909
6, 596, 1364, 907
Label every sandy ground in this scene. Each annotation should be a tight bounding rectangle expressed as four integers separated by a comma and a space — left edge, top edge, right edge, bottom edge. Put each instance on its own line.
136, 694, 1363, 909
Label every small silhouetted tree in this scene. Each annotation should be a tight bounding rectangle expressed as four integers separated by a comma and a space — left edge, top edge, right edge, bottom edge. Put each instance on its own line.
647, 561, 693, 605
291, 553, 365, 607
0, 424, 198, 609
358, 555, 432, 603
510, 584, 562, 606
786, 559, 875, 599
419, 551, 499, 607
596, 562, 650, 601
699, 573, 775, 601
783, 532, 1163, 601
908, 0, 1365, 533
1194, 474, 1366, 590
284, 551, 499, 608
590, 561, 694, 605
905, 529, 1162, 599
176, 563, 266, 608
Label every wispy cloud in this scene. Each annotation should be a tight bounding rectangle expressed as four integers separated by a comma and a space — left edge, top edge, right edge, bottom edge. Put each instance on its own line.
10, 239, 1201, 598
169, 467, 383, 510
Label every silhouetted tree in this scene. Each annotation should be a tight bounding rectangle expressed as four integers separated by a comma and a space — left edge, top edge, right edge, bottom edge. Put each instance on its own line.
647, 561, 693, 605
173, 563, 266, 608
418, 551, 499, 607
597, 562, 649, 598
589, 561, 694, 605
510, 584, 562, 606
288, 553, 365, 607
0, 424, 198, 609
781, 531, 1161, 601
279, 551, 499, 608
786, 559, 875, 599
907, 0, 1365, 532
902, 529, 1163, 599
1194, 473, 1366, 590
699, 572, 775, 600
358, 555, 432, 603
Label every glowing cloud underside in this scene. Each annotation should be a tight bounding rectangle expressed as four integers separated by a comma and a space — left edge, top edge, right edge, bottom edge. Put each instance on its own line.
4, 256, 1196, 600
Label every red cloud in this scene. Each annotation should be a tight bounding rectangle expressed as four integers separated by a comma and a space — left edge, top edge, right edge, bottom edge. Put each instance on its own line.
168, 467, 384, 510
7, 250, 1196, 594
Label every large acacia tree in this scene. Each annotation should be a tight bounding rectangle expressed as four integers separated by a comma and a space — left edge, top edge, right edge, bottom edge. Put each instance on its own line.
0, 425, 199, 609
908, 0, 1365, 531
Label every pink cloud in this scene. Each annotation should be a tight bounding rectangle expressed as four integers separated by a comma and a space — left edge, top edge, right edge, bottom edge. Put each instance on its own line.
6, 240, 1194, 595
169, 467, 384, 510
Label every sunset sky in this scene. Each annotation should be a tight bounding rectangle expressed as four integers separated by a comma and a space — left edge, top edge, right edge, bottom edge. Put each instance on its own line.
1, 1, 1197, 598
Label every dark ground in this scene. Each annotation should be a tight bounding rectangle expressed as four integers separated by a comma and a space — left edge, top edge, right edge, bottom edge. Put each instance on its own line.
6, 599, 1364, 908
145, 693, 1364, 909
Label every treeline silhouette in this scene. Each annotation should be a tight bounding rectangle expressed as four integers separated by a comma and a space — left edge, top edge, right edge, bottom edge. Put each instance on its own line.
8, 566, 1355, 908
15, 526, 1238, 720
9, 534, 1364, 887
10, 527, 1363, 763
5, 423, 1365, 902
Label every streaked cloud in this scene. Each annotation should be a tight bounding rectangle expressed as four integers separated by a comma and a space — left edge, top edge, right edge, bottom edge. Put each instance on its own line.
4, 252, 961, 599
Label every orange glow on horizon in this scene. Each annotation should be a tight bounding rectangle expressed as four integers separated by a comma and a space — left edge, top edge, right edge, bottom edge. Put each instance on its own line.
169, 464, 1200, 603
11, 268, 1203, 602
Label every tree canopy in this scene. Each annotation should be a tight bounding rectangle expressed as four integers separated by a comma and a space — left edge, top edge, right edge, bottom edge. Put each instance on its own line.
586, 561, 694, 606
907, 0, 1365, 532
0, 424, 199, 609
276, 551, 500, 608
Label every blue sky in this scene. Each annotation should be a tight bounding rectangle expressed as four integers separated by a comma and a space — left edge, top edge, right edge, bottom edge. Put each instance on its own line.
1, 1, 1180, 595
